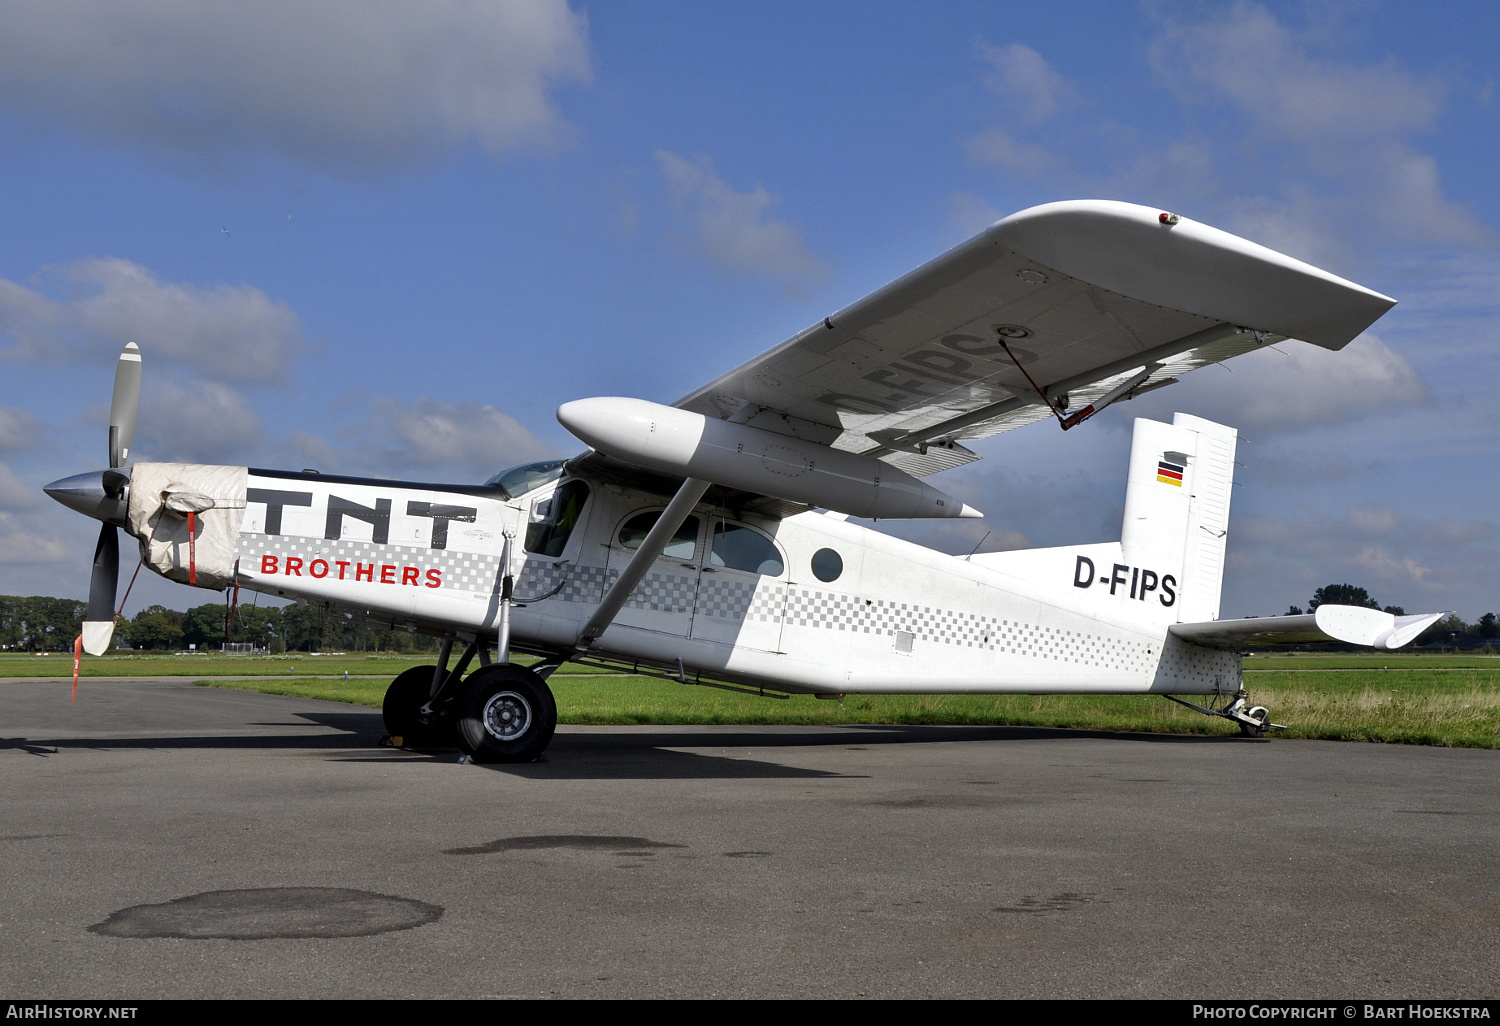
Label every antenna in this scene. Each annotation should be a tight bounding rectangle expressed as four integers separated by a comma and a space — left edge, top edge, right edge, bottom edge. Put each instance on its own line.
964, 530, 992, 561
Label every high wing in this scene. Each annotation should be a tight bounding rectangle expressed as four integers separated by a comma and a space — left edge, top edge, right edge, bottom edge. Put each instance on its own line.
675, 200, 1396, 478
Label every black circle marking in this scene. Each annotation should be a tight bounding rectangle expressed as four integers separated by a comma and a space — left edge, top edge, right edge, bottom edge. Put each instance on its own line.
89, 887, 443, 940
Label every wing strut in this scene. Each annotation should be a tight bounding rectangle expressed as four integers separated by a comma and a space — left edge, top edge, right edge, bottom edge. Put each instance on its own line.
1057, 366, 1155, 430
575, 476, 711, 651
1000, 339, 1069, 430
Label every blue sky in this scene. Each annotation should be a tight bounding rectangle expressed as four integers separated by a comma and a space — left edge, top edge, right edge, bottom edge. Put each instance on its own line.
0, 0, 1495, 620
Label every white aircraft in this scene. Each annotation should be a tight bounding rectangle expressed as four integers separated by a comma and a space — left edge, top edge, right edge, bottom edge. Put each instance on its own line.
45, 200, 1446, 761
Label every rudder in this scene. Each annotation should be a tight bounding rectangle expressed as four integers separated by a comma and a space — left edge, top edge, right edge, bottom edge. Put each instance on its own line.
1119, 413, 1238, 623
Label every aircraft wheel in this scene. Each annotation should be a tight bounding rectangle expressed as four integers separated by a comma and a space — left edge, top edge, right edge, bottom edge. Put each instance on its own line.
1239, 705, 1270, 738
455, 664, 556, 763
382, 665, 446, 746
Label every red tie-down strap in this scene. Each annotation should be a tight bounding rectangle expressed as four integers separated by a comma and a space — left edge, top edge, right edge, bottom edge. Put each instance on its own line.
71, 634, 82, 704
187, 510, 197, 585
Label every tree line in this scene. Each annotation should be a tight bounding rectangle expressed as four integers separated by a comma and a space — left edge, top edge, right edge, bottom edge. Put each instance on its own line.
0, 594, 442, 653
3, 582, 1495, 653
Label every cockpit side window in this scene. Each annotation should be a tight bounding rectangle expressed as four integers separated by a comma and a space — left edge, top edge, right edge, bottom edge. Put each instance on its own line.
524, 479, 590, 557
487, 459, 567, 498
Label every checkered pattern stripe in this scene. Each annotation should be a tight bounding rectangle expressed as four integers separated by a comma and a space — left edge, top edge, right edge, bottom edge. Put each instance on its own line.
252, 537, 500, 593
518, 560, 779, 619
515, 559, 607, 604
618, 568, 697, 613
779, 587, 1156, 671
695, 578, 785, 623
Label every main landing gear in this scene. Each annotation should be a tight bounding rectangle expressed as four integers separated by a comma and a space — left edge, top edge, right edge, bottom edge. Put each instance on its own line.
454, 664, 557, 763
1165, 689, 1284, 738
381, 532, 558, 761
381, 658, 557, 762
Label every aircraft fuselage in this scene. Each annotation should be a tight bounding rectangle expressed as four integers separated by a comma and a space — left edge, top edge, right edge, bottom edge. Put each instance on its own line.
238, 467, 1240, 697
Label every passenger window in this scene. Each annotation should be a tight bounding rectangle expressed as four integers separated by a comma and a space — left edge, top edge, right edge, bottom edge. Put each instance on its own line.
711, 522, 784, 576
811, 548, 843, 582
618, 512, 699, 561
524, 480, 589, 557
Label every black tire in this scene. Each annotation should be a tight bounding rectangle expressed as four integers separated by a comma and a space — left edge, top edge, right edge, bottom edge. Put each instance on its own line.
1238, 705, 1270, 739
382, 665, 450, 746
455, 664, 557, 763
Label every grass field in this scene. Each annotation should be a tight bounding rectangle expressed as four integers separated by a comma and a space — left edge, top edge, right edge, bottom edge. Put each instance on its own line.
6, 650, 1495, 748
5, 649, 1493, 678
184, 659, 1499, 749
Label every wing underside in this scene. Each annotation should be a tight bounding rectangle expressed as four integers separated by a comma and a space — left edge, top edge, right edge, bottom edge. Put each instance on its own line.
674, 200, 1396, 478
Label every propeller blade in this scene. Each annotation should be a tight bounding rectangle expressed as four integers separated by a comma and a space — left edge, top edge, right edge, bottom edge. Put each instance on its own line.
108, 342, 142, 469
86, 523, 119, 622
82, 522, 120, 656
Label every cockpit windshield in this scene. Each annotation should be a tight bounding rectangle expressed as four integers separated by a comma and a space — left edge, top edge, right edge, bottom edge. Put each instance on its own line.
485, 459, 567, 498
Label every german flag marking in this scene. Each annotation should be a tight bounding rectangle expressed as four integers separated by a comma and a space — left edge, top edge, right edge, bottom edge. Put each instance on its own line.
1157, 459, 1185, 486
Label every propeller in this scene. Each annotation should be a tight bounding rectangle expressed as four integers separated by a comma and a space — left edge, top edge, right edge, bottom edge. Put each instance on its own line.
79, 342, 141, 658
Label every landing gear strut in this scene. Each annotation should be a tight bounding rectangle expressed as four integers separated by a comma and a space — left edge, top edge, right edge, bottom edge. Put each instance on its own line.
382, 535, 558, 761
1165, 689, 1283, 738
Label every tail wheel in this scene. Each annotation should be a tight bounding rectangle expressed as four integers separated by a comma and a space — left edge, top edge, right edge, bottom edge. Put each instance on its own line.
382, 665, 448, 746
1239, 705, 1270, 738
456, 664, 557, 763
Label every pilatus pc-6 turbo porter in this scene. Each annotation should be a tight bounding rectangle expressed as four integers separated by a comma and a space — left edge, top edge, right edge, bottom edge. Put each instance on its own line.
47, 201, 1445, 761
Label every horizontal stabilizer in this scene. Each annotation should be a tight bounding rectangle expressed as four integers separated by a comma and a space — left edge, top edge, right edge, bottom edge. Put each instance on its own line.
1169, 605, 1448, 650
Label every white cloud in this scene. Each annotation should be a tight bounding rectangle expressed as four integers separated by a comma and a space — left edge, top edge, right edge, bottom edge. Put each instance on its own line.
0, 511, 74, 565
965, 128, 1056, 176
654, 150, 826, 292
965, 42, 1066, 180
1128, 333, 1428, 437
0, 406, 40, 453
1151, 3, 1487, 250
362, 397, 558, 477
0, 462, 42, 510
1154, 6, 1440, 144
948, 193, 1005, 235
0, 258, 304, 385
276, 397, 558, 482
1227, 506, 1499, 618
132, 376, 265, 464
978, 42, 1067, 121
0, 0, 591, 170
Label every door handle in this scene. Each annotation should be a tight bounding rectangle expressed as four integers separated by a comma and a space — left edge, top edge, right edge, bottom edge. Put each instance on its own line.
680, 563, 698, 570
700, 567, 718, 573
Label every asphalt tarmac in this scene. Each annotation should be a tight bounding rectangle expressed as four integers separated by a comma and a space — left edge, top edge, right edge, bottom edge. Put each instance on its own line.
2, 678, 1496, 999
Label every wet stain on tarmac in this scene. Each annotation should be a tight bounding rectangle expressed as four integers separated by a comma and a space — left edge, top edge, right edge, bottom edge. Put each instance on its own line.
89, 887, 443, 940
724, 851, 773, 859
867, 795, 1002, 809
445, 834, 687, 855
993, 892, 1098, 916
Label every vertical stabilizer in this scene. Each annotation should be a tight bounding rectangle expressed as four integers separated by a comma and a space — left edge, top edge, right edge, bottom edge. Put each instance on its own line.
1119, 414, 1238, 622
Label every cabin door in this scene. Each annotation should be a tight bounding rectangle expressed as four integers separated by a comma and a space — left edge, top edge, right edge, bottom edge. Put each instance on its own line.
603, 509, 705, 637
